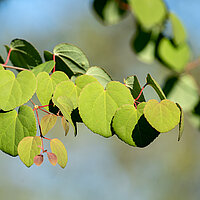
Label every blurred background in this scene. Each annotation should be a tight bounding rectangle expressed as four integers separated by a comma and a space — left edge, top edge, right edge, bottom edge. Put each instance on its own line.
0, 0, 200, 199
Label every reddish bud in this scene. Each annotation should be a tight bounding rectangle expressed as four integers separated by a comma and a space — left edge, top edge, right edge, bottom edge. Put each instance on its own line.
47, 152, 57, 166
34, 154, 43, 166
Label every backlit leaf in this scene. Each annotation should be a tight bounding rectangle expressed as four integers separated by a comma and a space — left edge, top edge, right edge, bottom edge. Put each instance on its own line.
32, 61, 55, 76
41, 114, 57, 136
144, 99, 180, 132
79, 81, 134, 137
18, 136, 42, 167
0, 105, 37, 156
61, 117, 70, 136
50, 138, 68, 168
0, 70, 36, 111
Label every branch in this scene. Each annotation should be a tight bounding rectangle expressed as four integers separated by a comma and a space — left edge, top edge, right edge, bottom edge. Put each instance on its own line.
2, 64, 30, 71
185, 58, 200, 73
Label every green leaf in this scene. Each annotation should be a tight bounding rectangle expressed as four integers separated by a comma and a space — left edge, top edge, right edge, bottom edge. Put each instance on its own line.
112, 105, 138, 146
129, 0, 167, 29
5, 39, 42, 69
132, 115, 160, 147
61, 117, 70, 136
36, 71, 69, 109
144, 99, 180, 132
0, 105, 37, 156
137, 102, 147, 119
41, 114, 57, 136
50, 138, 68, 168
125, 75, 145, 102
79, 81, 134, 137
32, 61, 55, 76
53, 43, 90, 75
176, 103, 184, 141
86, 66, 112, 88
93, 0, 128, 25
158, 38, 190, 72
167, 74, 199, 112
146, 73, 166, 100
0, 70, 36, 111
18, 136, 41, 167
169, 12, 186, 45
0, 65, 4, 70
52, 81, 78, 134
75, 74, 98, 95
53, 80, 78, 110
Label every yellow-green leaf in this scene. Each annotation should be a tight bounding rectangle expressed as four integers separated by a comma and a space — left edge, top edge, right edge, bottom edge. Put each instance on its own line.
41, 114, 57, 136
50, 138, 68, 168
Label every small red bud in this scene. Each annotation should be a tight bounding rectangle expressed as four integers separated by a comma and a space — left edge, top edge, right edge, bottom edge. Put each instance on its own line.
34, 154, 43, 166
47, 152, 57, 166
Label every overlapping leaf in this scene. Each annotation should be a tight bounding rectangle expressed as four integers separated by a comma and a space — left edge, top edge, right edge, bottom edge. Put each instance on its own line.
0, 70, 36, 111
18, 136, 41, 167
5, 39, 42, 69
79, 81, 134, 137
32, 61, 55, 76
50, 138, 68, 168
41, 114, 57, 136
0, 105, 37, 156
36, 71, 69, 109
144, 99, 180, 132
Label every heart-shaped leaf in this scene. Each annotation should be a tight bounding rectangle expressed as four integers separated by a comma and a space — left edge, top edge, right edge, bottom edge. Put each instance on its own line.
47, 152, 58, 166
34, 154, 43, 166
18, 136, 42, 167
32, 61, 55, 76
0, 105, 37, 156
0, 70, 36, 111
50, 138, 68, 168
36, 71, 69, 109
86, 66, 112, 88
5, 39, 42, 69
144, 99, 180, 132
112, 105, 138, 146
129, 0, 167, 29
75, 74, 98, 95
53, 43, 90, 75
79, 81, 134, 137
158, 38, 190, 72
41, 114, 57, 136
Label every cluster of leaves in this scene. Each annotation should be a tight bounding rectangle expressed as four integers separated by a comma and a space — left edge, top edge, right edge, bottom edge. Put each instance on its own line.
0, 38, 183, 168
92, 0, 200, 129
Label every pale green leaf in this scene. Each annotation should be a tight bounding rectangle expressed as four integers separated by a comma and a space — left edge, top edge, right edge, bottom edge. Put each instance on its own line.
129, 0, 167, 29
0, 70, 36, 111
86, 66, 112, 88
50, 138, 68, 168
169, 12, 186, 45
113, 105, 137, 146
36, 71, 69, 109
0, 105, 37, 156
79, 81, 134, 137
144, 99, 180, 132
158, 38, 190, 72
18, 136, 41, 167
41, 114, 57, 136
32, 61, 55, 76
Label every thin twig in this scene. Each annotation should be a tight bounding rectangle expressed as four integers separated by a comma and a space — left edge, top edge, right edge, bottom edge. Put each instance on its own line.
2, 64, 30, 71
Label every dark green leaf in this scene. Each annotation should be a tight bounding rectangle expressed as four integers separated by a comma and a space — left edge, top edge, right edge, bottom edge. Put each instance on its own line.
5, 39, 42, 69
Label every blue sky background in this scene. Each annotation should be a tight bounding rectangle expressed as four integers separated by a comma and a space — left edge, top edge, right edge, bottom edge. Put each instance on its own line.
0, 1, 200, 200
